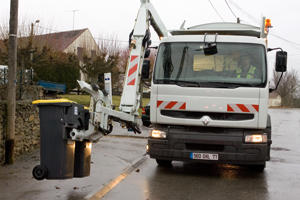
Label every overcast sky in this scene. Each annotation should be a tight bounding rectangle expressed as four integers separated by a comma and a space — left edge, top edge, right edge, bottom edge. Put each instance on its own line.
1, 0, 300, 73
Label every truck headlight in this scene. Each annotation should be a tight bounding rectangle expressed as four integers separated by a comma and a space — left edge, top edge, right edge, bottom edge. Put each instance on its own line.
150, 130, 166, 138
245, 134, 267, 143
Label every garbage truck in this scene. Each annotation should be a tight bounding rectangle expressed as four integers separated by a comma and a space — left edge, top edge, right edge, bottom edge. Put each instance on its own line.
144, 15, 287, 171
32, 0, 287, 179
147, 22, 287, 170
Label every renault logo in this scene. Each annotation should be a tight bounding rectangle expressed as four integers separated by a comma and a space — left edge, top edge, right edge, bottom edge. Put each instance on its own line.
201, 116, 211, 126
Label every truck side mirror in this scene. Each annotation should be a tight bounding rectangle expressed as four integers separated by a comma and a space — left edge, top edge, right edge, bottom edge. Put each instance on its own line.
142, 60, 150, 80
275, 51, 287, 72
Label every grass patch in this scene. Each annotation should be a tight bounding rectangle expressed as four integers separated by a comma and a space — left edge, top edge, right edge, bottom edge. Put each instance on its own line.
60, 94, 150, 111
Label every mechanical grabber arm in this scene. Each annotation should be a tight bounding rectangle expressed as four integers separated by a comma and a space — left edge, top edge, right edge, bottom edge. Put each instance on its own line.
71, 0, 168, 141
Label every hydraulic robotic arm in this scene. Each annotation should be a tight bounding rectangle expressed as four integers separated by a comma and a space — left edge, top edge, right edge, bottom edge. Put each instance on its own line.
71, 0, 168, 141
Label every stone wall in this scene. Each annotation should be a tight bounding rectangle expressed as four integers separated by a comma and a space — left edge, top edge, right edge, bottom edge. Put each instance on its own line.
0, 85, 43, 101
0, 101, 40, 164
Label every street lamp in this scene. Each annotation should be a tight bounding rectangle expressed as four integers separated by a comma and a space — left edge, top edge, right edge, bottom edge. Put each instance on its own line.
29, 20, 39, 85
30, 20, 40, 37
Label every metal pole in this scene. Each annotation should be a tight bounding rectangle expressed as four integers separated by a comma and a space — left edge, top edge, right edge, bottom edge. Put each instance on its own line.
71, 10, 79, 30
6, 0, 19, 164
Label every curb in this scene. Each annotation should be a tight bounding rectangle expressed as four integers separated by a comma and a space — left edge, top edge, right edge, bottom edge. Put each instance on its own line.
85, 154, 148, 200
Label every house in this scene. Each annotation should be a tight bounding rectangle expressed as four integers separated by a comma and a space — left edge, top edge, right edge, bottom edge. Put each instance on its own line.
34, 28, 98, 55
269, 92, 281, 107
27, 28, 100, 81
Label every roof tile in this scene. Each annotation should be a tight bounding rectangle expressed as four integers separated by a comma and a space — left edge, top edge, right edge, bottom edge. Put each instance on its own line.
34, 28, 87, 51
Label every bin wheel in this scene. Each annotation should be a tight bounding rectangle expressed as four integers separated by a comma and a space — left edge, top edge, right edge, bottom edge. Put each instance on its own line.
32, 165, 48, 180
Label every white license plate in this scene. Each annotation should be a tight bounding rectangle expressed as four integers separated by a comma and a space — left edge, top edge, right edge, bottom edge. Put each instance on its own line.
190, 153, 219, 160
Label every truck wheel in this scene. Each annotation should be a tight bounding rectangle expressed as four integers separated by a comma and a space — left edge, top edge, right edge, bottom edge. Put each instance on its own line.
265, 126, 272, 161
156, 159, 172, 167
248, 163, 266, 172
265, 115, 272, 161
32, 165, 48, 180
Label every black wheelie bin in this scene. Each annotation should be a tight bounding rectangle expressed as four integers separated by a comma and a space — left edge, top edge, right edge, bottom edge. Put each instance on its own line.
32, 99, 91, 180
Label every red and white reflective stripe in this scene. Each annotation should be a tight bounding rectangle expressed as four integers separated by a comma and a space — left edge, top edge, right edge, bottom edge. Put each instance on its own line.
127, 55, 139, 86
157, 100, 186, 110
227, 104, 259, 113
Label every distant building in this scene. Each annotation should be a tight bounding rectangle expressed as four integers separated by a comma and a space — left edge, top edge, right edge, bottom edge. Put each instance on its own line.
33, 29, 98, 54
1, 28, 100, 81
269, 92, 281, 107
32, 28, 99, 81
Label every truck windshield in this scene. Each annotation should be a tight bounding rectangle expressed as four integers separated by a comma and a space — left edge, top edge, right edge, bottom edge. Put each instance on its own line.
153, 42, 267, 88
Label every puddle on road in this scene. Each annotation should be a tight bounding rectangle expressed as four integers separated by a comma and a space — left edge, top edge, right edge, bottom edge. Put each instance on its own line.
270, 157, 286, 163
271, 147, 290, 151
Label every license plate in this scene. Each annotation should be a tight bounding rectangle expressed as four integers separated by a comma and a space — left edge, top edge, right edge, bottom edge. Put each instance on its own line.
190, 153, 219, 160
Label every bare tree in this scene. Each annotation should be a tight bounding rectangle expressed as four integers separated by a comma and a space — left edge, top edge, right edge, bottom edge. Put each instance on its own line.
79, 35, 122, 91
273, 69, 300, 106
97, 34, 121, 57
118, 48, 130, 74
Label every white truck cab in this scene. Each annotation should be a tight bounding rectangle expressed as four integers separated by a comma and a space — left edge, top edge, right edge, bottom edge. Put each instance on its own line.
147, 22, 287, 171
151, 33, 269, 129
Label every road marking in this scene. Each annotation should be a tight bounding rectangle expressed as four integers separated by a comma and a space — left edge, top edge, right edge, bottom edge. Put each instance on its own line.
85, 155, 148, 200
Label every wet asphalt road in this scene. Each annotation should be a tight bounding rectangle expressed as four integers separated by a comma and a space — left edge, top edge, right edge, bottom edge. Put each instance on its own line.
1, 108, 300, 200
102, 109, 300, 200
0, 136, 147, 200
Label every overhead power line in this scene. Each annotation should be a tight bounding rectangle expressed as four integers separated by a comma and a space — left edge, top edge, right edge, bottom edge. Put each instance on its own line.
225, 0, 237, 19
94, 37, 128, 43
270, 33, 300, 47
208, 0, 224, 22
227, 1, 300, 51
270, 33, 300, 51
227, 0, 259, 24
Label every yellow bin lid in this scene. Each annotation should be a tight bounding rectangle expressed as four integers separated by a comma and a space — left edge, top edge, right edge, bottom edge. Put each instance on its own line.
32, 98, 89, 110
32, 98, 75, 105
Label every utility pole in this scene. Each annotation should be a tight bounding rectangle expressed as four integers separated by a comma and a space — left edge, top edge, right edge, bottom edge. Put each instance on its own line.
6, 0, 19, 164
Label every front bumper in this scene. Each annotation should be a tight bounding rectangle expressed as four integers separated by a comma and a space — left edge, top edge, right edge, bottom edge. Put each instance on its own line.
148, 127, 271, 165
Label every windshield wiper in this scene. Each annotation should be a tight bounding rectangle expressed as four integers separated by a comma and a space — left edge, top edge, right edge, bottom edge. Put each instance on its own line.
155, 80, 262, 88
156, 79, 200, 87
200, 82, 260, 88
174, 80, 201, 87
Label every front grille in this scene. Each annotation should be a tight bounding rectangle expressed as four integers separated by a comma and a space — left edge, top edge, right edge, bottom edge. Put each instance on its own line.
161, 110, 254, 121
186, 143, 225, 152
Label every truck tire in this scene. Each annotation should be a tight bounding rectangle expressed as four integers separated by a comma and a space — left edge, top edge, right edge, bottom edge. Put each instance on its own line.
265, 114, 272, 161
248, 163, 266, 172
32, 165, 48, 180
156, 159, 172, 167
